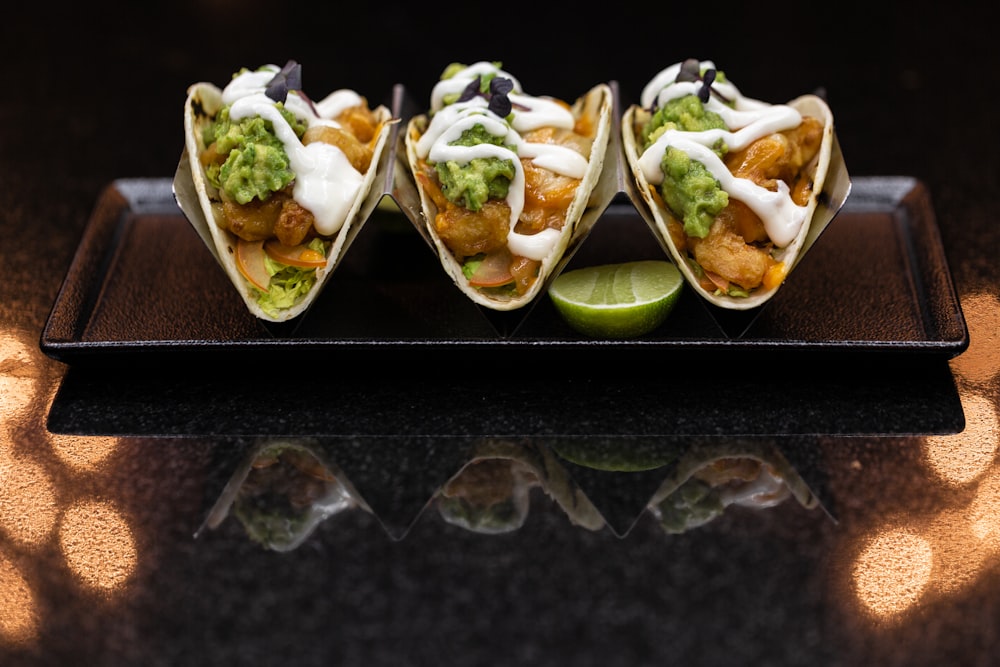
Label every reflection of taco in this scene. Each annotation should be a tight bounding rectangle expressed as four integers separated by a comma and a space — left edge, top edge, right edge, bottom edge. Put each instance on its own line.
199, 440, 364, 552
437, 458, 533, 534
646, 440, 820, 534
405, 62, 613, 310
622, 59, 834, 310
436, 439, 604, 533
177, 61, 393, 321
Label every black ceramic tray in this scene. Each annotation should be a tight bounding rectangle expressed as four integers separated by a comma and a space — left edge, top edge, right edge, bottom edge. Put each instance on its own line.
42, 173, 970, 437
40, 174, 968, 364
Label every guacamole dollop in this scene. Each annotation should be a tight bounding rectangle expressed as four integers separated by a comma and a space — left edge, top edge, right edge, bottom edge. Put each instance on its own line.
203, 103, 307, 205
660, 146, 729, 239
434, 123, 516, 211
642, 94, 728, 148
640, 94, 730, 239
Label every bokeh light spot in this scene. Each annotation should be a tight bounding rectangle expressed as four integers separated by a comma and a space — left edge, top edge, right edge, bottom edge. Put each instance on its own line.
0, 334, 40, 429
923, 392, 999, 486
0, 554, 39, 644
0, 449, 59, 548
58, 500, 137, 595
968, 467, 1000, 549
852, 527, 932, 618
48, 434, 120, 473
950, 291, 1000, 386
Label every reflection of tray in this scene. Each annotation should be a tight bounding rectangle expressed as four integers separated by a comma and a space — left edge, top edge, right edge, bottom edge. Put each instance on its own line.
40, 175, 968, 362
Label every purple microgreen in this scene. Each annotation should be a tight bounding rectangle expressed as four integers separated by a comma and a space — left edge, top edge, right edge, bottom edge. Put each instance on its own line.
674, 58, 731, 105
698, 69, 715, 103
676, 58, 702, 83
265, 60, 302, 103
455, 75, 515, 118
264, 59, 319, 116
488, 77, 513, 117
490, 77, 513, 98
457, 78, 482, 103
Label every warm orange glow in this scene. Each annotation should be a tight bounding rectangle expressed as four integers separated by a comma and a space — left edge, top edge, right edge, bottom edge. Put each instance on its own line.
48, 434, 121, 473
923, 507, 991, 596
922, 392, 1000, 486
950, 291, 1000, 386
0, 448, 59, 548
58, 500, 137, 595
852, 527, 933, 619
967, 466, 1000, 551
0, 334, 40, 429
0, 553, 39, 644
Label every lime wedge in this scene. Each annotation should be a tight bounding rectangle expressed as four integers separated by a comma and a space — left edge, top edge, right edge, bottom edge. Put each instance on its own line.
548, 260, 684, 338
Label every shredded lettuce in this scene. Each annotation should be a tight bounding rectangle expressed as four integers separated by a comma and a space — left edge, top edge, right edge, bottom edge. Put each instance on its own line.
252, 238, 327, 317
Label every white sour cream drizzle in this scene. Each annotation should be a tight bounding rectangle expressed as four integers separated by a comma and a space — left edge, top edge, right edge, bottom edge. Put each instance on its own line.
220, 65, 365, 237
636, 60, 807, 248
416, 62, 587, 261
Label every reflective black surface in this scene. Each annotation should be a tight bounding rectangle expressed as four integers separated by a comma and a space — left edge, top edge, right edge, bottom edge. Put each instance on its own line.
3, 3, 999, 666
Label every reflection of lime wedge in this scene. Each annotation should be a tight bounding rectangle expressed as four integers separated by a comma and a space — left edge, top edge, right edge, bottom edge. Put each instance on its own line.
548, 260, 684, 338
551, 439, 681, 472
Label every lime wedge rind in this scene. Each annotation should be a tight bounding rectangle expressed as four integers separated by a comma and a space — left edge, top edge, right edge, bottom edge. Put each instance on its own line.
548, 260, 684, 339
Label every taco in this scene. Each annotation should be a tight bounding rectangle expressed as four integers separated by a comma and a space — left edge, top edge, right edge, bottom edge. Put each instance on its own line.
405, 62, 613, 311
622, 59, 834, 310
177, 61, 393, 322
